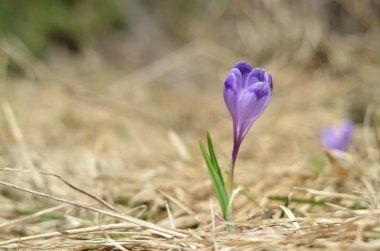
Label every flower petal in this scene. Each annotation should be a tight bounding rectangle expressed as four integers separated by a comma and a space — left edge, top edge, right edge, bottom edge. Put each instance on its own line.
321, 120, 353, 151
237, 81, 272, 139
223, 73, 239, 122
265, 72, 273, 92
342, 121, 354, 138
321, 127, 335, 149
233, 61, 253, 86
230, 68, 243, 91
245, 68, 266, 88
340, 120, 354, 150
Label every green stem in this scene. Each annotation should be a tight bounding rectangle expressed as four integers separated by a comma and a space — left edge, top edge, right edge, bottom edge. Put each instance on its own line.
225, 212, 235, 233
225, 160, 235, 233
226, 160, 234, 197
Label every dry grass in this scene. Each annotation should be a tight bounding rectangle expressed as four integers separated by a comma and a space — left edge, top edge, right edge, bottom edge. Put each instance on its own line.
0, 1, 380, 250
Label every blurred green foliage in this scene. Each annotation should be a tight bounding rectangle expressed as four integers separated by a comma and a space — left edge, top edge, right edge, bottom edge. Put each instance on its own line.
0, 0, 127, 56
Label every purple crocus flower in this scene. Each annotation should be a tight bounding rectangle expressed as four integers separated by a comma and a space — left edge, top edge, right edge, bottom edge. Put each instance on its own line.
321, 120, 354, 151
223, 61, 273, 173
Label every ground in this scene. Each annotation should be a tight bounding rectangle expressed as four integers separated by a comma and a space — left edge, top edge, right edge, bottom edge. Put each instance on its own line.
0, 2, 380, 250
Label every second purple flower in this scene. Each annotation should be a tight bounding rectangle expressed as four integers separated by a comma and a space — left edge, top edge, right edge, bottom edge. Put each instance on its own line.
321, 120, 354, 152
223, 61, 273, 172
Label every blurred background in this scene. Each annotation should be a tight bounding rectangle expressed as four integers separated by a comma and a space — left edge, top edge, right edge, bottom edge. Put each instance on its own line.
0, 0, 380, 238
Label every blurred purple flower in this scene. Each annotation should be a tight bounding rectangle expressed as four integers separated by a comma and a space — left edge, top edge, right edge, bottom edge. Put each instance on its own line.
223, 61, 273, 173
321, 120, 354, 151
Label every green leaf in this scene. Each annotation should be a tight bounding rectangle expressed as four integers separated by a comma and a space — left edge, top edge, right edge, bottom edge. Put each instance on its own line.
269, 196, 327, 207
206, 132, 224, 183
199, 138, 229, 219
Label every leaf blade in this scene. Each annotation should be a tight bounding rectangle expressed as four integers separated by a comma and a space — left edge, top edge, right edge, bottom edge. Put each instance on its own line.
199, 139, 229, 219
207, 132, 224, 183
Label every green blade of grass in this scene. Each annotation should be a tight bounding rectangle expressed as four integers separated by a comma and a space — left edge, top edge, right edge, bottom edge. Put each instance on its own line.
199, 140, 229, 218
206, 132, 224, 183
269, 196, 327, 207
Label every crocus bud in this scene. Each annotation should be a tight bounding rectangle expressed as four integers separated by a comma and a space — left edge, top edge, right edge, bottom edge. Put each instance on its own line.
321, 120, 354, 151
223, 61, 273, 172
